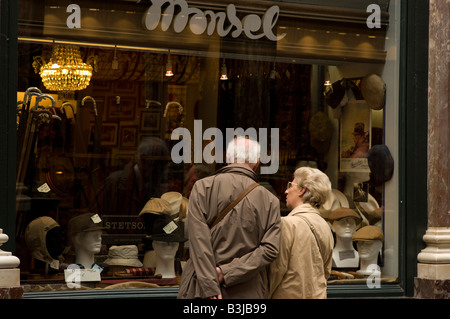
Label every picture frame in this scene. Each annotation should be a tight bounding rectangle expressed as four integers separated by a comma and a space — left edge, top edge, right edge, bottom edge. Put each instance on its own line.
106, 96, 136, 121
119, 125, 138, 149
140, 110, 160, 132
89, 123, 118, 146
339, 100, 371, 172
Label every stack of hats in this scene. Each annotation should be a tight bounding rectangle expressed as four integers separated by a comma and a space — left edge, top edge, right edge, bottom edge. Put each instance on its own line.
139, 192, 187, 243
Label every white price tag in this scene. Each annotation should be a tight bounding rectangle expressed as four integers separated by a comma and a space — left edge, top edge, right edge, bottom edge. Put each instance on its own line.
91, 214, 102, 223
37, 183, 51, 193
163, 221, 178, 234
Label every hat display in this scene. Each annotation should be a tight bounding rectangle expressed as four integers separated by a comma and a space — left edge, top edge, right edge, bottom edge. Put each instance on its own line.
325, 80, 347, 109
146, 214, 187, 243
318, 189, 348, 219
328, 207, 362, 223
352, 225, 384, 242
25, 216, 60, 264
67, 213, 106, 238
138, 198, 172, 217
161, 191, 182, 215
104, 245, 143, 267
309, 111, 333, 154
368, 144, 394, 183
360, 73, 386, 110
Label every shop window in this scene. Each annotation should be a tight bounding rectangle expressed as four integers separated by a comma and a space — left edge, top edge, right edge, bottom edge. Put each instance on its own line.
15, 0, 399, 296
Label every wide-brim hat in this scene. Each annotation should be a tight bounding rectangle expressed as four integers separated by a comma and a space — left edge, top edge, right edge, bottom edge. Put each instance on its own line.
360, 74, 386, 110
104, 245, 143, 267
352, 225, 384, 242
145, 214, 187, 243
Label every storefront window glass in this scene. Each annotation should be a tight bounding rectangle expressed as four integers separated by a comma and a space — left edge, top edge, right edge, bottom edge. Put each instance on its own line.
16, 0, 400, 295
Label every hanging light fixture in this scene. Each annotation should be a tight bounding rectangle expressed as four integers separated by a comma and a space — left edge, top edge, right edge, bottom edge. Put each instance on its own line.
112, 45, 119, 70
270, 65, 277, 80
33, 44, 97, 99
165, 50, 174, 77
220, 59, 228, 80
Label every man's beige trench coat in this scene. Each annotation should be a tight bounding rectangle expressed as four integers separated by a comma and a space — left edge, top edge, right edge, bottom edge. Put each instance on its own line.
178, 164, 281, 299
269, 203, 334, 299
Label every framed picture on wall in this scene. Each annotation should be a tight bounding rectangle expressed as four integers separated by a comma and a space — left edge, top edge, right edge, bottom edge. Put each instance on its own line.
339, 100, 371, 172
89, 123, 118, 146
120, 125, 138, 149
140, 110, 160, 132
106, 96, 136, 121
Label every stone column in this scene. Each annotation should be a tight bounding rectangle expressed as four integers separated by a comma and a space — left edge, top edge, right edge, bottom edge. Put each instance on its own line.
414, 0, 450, 299
0, 228, 23, 299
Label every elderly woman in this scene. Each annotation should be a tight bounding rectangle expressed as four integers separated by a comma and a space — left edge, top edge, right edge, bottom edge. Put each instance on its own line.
269, 167, 334, 299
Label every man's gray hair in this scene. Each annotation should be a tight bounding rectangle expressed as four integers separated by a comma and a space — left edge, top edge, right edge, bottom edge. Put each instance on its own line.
226, 136, 261, 167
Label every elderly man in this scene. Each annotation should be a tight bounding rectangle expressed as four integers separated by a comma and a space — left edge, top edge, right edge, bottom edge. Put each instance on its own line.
178, 136, 281, 299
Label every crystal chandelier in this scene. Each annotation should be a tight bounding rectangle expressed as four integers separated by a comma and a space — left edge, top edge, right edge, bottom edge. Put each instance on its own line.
33, 45, 97, 98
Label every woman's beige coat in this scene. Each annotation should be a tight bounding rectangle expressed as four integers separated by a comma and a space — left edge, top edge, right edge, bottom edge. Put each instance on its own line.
269, 203, 334, 299
178, 164, 281, 299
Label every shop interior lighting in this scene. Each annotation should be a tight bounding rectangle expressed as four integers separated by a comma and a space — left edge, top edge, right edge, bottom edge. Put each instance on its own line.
270, 65, 276, 80
165, 50, 174, 77
112, 45, 119, 70
220, 59, 228, 80
32, 44, 97, 97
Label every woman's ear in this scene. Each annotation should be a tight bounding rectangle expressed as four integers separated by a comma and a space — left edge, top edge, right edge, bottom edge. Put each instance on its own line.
299, 187, 306, 197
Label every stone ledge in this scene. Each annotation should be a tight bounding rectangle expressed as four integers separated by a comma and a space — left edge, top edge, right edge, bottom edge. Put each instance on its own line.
0, 287, 24, 299
414, 278, 450, 299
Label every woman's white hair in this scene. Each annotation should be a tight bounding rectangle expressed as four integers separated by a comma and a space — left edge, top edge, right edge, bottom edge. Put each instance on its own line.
293, 167, 332, 208
226, 136, 260, 167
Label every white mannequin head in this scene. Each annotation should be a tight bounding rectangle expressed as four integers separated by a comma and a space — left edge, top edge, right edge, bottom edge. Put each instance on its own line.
153, 240, 179, 278
330, 211, 360, 268
352, 225, 384, 275
72, 230, 103, 269
332, 217, 357, 239
67, 213, 105, 269
356, 240, 382, 275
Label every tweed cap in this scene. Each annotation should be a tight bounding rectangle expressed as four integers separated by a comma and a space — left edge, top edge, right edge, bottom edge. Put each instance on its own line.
328, 207, 361, 223
67, 213, 105, 237
352, 225, 384, 242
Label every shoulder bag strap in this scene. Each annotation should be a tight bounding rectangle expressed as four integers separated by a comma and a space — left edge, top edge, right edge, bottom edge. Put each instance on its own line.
210, 182, 259, 229
298, 214, 323, 254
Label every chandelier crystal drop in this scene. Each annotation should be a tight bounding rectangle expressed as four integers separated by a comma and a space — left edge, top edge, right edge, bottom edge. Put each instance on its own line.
33, 45, 96, 96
